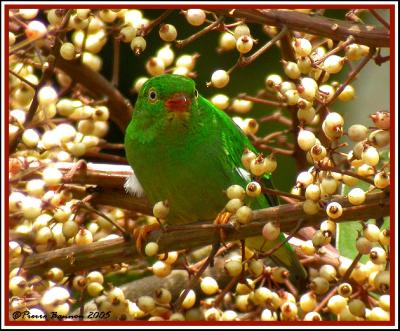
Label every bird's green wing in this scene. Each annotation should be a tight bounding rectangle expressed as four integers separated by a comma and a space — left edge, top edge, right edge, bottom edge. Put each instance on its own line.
200, 96, 306, 280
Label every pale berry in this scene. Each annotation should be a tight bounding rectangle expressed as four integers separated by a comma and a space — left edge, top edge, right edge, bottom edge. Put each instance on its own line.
186, 9, 206, 26
200, 277, 219, 295
236, 35, 253, 54
293, 38, 312, 57
226, 184, 246, 200
26, 20, 47, 40
236, 206, 253, 224
159, 24, 177, 42
283, 61, 301, 79
262, 222, 280, 241
338, 85, 355, 102
348, 124, 368, 142
211, 94, 229, 110
303, 199, 320, 215
326, 202, 343, 219
327, 295, 347, 314
219, 32, 236, 51
348, 188, 366, 205
211, 70, 230, 88
374, 172, 390, 189
265, 74, 282, 91
153, 200, 170, 219
356, 236, 372, 254
234, 24, 251, 39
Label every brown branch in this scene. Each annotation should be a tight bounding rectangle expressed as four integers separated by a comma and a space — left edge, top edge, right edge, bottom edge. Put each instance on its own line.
10, 191, 389, 276
214, 9, 390, 47
59, 162, 132, 188
277, 27, 308, 172
83, 150, 128, 163
66, 185, 152, 215
15, 161, 378, 214
111, 36, 120, 87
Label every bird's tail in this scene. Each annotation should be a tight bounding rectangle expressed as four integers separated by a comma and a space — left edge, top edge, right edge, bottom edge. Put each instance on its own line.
246, 234, 307, 283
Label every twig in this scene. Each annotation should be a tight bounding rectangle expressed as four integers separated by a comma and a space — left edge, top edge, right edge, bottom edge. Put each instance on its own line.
79, 16, 90, 62
213, 275, 241, 307
277, 26, 308, 172
284, 279, 299, 298
9, 69, 37, 89
317, 47, 376, 112
313, 253, 362, 313
259, 220, 304, 257
140, 10, 174, 36
257, 144, 294, 156
74, 201, 128, 238
261, 187, 306, 202
174, 243, 220, 310
315, 163, 375, 186
237, 94, 287, 108
369, 9, 390, 30
240, 26, 289, 66
175, 16, 224, 49
259, 112, 292, 127
313, 35, 355, 65
252, 129, 292, 145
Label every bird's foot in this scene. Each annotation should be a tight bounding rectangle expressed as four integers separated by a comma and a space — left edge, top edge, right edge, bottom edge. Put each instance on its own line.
213, 211, 232, 244
133, 222, 162, 253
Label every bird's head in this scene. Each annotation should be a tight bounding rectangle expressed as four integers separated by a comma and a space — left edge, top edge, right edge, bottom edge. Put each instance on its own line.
133, 74, 199, 133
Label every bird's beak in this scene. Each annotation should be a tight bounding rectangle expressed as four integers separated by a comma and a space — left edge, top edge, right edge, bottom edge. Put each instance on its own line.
165, 93, 191, 112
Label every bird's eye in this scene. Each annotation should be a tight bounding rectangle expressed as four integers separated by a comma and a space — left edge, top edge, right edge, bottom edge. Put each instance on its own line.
148, 89, 158, 102
194, 89, 199, 98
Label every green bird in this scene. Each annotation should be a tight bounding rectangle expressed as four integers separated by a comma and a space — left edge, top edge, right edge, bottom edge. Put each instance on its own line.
124, 74, 305, 280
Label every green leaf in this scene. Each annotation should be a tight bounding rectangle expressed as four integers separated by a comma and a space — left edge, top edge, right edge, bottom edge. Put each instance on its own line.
336, 218, 365, 262
336, 181, 371, 264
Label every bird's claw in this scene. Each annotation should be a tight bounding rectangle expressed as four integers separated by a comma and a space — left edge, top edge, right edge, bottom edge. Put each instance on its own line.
213, 211, 232, 244
133, 222, 161, 253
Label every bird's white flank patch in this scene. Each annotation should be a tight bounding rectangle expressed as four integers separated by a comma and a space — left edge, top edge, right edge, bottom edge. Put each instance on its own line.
124, 173, 145, 197
236, 167, 251, 182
